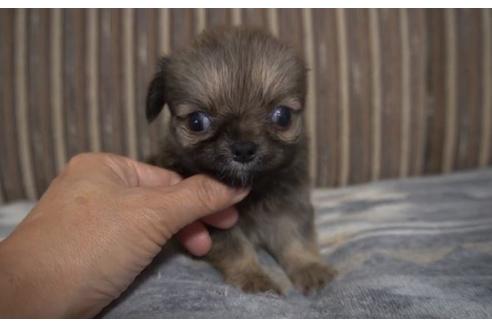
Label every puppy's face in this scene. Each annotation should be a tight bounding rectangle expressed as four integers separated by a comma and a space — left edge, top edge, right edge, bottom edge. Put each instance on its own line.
146, 28, 307, 187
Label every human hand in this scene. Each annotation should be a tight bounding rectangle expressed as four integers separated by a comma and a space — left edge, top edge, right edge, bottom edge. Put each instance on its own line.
0, 153, 248, 318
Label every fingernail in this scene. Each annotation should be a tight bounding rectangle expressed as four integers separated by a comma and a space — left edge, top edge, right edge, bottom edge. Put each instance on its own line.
232, 188, 250, 202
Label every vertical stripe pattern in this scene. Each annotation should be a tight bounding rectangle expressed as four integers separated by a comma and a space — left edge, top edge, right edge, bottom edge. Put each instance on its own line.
443, 9, 457, 173
0, 9, 491, 202
14, 9, 37, 200
267, 9, 279, 37
313, 9, 340, 187
425, 10, 447, 174
28, 9, 57, 195
87, 9, 101, 153
346, 10, 373, 184
455, 9, 483, 170
1, 9, 25, 201
408, 9, 427, 176
369, 9, 382, 181
159, 9, 170, 55
232, 8, 242, 26
400, 9, 411, 177
380, 9, 403, 179
302, 8, 317, 183
51, 9, 66, 172
123, 9, 137, 159
337, 9, 350, 186
196, 8, 206, 34
481, 9, 492, 167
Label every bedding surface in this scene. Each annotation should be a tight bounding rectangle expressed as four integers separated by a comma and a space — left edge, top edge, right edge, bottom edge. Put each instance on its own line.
1, 170, 491, 318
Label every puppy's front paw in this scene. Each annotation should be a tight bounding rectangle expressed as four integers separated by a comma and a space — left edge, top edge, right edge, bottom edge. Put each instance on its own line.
289, 262, 337, 294
227, 270, 283, 295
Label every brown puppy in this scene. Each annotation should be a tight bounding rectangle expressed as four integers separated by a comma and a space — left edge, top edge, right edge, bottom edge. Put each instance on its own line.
146, 28, 336, 294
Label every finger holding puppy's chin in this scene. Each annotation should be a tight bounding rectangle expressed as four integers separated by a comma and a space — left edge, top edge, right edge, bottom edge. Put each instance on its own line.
177, 207, 239, 256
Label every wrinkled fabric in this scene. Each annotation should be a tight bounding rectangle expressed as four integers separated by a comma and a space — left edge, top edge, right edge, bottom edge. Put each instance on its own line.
2, 170, 491, 318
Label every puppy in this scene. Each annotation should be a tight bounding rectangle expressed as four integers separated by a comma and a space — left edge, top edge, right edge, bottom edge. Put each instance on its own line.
146, 28, 336, 294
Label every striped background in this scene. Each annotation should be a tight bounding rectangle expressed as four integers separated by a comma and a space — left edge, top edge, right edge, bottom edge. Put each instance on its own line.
0, 8, 491, 203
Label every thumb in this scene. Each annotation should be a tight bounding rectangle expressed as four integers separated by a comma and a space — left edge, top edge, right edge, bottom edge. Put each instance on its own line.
155, 174, 249, 234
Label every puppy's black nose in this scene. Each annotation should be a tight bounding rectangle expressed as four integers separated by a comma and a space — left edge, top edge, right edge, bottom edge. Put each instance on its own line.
231, 141, 258, 163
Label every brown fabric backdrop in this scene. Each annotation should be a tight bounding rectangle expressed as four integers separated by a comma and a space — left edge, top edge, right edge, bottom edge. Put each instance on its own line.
0, 8, 491, 203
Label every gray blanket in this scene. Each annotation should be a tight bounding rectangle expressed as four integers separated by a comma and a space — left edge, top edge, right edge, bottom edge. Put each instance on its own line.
2, 170, 492, 318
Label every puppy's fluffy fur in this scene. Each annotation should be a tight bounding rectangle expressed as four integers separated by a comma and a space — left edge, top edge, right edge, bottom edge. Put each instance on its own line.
146, 28, 336, 294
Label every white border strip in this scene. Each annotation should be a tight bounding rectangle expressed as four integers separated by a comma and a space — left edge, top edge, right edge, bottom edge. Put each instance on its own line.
3, 0, 492, 9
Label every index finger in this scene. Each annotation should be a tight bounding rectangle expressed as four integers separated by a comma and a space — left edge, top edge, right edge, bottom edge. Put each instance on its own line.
127, 159, 182, 187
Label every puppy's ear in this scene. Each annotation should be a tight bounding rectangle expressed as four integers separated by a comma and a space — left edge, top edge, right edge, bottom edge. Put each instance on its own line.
145, 58, 170, 122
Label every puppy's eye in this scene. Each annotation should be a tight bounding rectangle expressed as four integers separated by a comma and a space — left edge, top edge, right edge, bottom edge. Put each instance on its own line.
271, 106, 292, 128
188, 111, 211, 132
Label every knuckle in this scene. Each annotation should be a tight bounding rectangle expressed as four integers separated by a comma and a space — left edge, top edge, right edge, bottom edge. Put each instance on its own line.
62, 153, 96, 177
68, 152, 115, 168
67, 152, 94, 167
66, 152, 118, 175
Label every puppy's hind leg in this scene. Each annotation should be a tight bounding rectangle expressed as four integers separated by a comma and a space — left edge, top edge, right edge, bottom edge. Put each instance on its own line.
206, 226, 282, 295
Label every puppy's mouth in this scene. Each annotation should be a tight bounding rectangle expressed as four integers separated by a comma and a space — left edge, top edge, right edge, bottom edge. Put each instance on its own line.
210, 159, 261, 188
